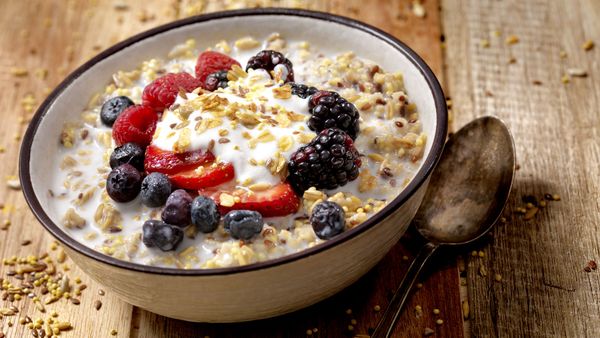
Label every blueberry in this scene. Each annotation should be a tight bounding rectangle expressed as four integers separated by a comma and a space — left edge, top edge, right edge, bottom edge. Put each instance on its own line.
190, 196, 220, 233
161, 189, 192, 227
106, 164, 142, 203
223, 210, 263, 240
141, 173, 172, 208
310, 201, 345, 239
100, 96, 134, 127
142, 220, 183, 251
109, 142, 145, 171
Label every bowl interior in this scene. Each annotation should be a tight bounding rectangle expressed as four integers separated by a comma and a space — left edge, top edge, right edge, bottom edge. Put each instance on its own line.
24, 10, 444, 273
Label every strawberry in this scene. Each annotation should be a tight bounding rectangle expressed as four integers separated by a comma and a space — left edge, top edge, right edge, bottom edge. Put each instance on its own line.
204, 182, 300, 217
195, 51, 240, 86
170, 162, 234, 190
112, 105, 158, 146
144, 145, 215, 175
142, 73, 200, 112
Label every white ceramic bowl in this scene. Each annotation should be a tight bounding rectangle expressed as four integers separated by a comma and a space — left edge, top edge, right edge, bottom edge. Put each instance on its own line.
20, 9, 447, 322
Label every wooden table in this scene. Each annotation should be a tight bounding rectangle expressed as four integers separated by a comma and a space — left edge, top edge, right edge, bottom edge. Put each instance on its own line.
0, 0, 598, 337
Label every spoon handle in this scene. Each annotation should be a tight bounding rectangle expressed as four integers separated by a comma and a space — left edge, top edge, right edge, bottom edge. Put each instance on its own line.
371, 241, 439, 338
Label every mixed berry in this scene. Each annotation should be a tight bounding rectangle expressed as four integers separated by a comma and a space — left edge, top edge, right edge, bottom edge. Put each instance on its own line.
100, 49, 364, 252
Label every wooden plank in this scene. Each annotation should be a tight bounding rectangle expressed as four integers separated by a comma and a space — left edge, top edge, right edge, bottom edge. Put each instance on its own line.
442, 0, 600, 336
0, 1, 174, 337
1, 0, 462, 337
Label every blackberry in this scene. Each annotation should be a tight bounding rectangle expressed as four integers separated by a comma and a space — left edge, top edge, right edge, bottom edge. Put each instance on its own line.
204, 70, 229, 91
246, 50, 294, 82
307, 91, 360, 140
310, 201, 346, 239
290, 83, 318, 99
287, 128, 362, 192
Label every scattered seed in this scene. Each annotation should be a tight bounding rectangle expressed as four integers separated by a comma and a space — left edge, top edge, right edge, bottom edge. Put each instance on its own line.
494, 273, 503, 282
532, 80, 543, 85
462, 300, 470, 319
347, 325, 354, 331
70, 298, 80, 305
505, 35, 519, 45
110, 329, 118, 336
98, 289, 105, 296
21, 240, 32, 246
373, 305, 381, 312
424, 327, 435, 336
479, 265, 488, 277
552, 194, 561, 201
94, 300, 102, 310
345, 308, 352, 315
435, 319, 444, 325
523, 207, 539, 220
433, 308, 440, 315
582, 40, 594, 51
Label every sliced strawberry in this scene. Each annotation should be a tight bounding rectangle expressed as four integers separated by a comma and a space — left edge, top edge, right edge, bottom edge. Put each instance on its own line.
195, 51, 241, 85
112, 105, 158, 146
142, 73, 201, 113
203, 182, 300, 217
170, 162, 235, 190
144, 145, 215, 175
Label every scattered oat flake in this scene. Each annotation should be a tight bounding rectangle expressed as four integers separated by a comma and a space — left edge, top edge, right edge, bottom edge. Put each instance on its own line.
10, 67, 29, 77
505, 35, 519, 45
412, 1, 426, 18
582, 40, 594, 51
6, 177, 21, 190
567, 68, 588, 77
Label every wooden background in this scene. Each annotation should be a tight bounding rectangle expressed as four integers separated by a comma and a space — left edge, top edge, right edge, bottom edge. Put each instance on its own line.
1, 0, 599, 337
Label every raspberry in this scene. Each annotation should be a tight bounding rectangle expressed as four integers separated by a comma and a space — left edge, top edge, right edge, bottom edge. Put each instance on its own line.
308, 90, 360, 140
142, 73, 200, 112
204, 70, 229, 91
112, 105, 158, 146
287, 128, 362, 192
290, 83, 318, 99
246, 50, 294, 82
195, 51, 240, 85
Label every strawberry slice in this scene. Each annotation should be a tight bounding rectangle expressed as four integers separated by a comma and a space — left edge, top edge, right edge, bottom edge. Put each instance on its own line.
203, 182, 300, 217
170, 162, 235, 190
144, 145, 215, 175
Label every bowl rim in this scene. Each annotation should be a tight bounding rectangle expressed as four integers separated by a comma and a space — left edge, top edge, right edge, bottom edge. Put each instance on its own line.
19, 8, 447, 276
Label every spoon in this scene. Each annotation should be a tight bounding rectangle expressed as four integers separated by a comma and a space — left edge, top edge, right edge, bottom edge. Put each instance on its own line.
371, 116, 515, 338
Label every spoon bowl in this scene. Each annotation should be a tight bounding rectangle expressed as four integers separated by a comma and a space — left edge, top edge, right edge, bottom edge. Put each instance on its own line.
415, 116, 515, 245
372, 116, 515, 337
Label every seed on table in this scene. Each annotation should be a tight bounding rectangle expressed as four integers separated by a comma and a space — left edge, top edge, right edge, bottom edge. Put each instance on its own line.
433, 308, 440, 315
98, 289, 105, 296
424, 327, 435, 336
70, 298, 80, 305
373, 305, 381, 312
462, 300, 470, 319
436, 319, 444, 325
94, 300, 102, 310
110, 329, 118, 336
495, 274, 503, 282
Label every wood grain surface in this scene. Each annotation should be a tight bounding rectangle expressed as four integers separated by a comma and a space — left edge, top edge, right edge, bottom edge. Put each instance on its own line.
0, 0, 462, 337
442, 0, 600, 337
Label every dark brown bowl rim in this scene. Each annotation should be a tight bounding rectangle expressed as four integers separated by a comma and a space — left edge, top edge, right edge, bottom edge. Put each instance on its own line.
19, 8, 447, 276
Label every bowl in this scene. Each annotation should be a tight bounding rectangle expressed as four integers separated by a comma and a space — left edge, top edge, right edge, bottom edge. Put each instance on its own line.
19, 8, 447, 322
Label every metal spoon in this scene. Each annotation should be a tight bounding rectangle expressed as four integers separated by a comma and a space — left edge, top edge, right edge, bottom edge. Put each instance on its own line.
371, 116, 515, 338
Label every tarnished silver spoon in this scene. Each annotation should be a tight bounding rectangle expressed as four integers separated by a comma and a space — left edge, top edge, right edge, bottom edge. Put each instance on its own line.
372, 116, 515, 338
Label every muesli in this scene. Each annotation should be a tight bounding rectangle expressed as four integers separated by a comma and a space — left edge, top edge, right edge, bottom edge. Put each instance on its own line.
52, 34, 426, 268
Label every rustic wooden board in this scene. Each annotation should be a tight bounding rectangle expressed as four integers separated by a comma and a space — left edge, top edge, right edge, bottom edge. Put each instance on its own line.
0, 0, 462, 337
442, 0, 600, 336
